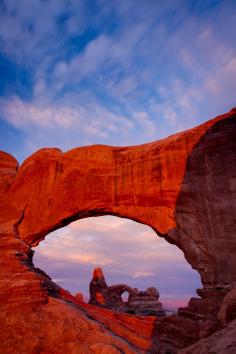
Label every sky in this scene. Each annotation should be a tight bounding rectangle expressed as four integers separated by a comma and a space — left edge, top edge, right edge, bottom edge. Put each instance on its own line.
1, 0, 236, 309
33, 216, 201, 309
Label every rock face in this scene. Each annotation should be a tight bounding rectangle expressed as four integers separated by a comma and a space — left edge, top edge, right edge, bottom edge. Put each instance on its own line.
128, 287, 165, 316
0, 108, 236, 353
218, 287, 236, 326
74, 292, 84, 302
89, 267, 108, 306
0, 151, 18, 198
179, 318, 236, 354
89, 267, 165, 316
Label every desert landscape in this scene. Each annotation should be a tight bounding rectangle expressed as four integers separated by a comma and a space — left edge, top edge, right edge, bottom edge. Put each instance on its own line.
0, 1, 236, 353
1, 108, 236, 353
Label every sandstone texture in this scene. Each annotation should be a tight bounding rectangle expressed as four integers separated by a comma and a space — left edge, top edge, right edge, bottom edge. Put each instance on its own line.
0, 108, 236, 353
218, 287, 236, 326
89, 267, 165, 316
127, 287, 165, 316
179, 318, 236, 354
0, 151, 18, 198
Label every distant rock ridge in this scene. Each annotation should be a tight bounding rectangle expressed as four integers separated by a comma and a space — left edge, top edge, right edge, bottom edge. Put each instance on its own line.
89, 267, 166, 316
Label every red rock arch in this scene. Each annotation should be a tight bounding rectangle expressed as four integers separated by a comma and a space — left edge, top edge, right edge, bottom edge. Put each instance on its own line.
121, 291, 130, 303
0, 109, 236, 352
2, 109, 236, 285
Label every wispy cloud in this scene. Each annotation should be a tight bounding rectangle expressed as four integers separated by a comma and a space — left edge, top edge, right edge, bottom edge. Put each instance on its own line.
0, 95, 137, 155
0, 0, 86, 65
133, 271, 156, 278
0, 96, 78, 128
1, 0, 236, 161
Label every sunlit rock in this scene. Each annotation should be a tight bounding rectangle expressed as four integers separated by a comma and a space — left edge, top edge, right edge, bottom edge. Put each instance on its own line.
0, 109, 236, 353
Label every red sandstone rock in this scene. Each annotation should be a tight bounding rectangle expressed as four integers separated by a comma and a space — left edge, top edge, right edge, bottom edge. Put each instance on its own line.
218, 287, 236, 326
90, 343, 123, 354
125, 287, 164, 316
0, 109, 236, 353
89, 268, 165, 316
0, 297, 136, 354
89, 267, 108, 306
179, 319, 236, 354
74, 292, 84, 302
84, 304, 200, 351
1, 110, 236, 286
0, 151, 18, 198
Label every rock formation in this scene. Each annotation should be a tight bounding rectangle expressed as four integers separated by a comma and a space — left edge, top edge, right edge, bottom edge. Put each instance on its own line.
218, 287, 236, 326
128, 287, 165, 316
74, 292, 84, 302
89, 267, 108, 306
0, 108, 236, 353
179, 318, 236, 354
89, 267, 165, 316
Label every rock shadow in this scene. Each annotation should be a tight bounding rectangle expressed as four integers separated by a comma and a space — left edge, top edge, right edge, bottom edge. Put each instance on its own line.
149, 112, 236, 353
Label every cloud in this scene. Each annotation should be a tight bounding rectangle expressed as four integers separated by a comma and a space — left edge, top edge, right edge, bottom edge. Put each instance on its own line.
52, 20, 148, 94
53, 35, 114, 84
133, 271, 156, 278
38, 247, 113, 266
0, 96, 78, 128
0, 92, 164, 160
0, 94, 140, 157
0, 0, 86, 65
2, 0, 236, 163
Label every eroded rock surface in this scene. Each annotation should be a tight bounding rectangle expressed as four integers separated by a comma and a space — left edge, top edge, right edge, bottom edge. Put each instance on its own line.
0, 109, 236, 353
0, 151, 18, 198
218, 286, 236, 326
179, 319, 236, 354
128, 287, 165, 316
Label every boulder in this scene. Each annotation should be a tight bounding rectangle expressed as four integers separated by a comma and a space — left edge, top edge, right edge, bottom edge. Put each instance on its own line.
74, 292, 84, 302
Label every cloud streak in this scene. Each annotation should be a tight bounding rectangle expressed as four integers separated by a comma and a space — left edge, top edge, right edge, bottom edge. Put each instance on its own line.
1, 0, 236, 162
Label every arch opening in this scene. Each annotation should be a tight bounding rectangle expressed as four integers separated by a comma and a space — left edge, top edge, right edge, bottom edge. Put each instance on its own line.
32, 215, 201, 311
121, 291, 129, 303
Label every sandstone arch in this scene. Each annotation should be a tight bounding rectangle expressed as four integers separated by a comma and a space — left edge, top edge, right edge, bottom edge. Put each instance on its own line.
121, 291, 130, 303
0, 108, 236, 353
1, 109, 236, 285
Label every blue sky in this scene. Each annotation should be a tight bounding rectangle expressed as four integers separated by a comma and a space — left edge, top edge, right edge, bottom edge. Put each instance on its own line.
1, 0, 236, 161
1, 0, 236, 307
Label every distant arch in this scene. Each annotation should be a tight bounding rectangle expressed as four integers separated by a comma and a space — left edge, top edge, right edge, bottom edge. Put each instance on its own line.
121, 291, 129, 303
